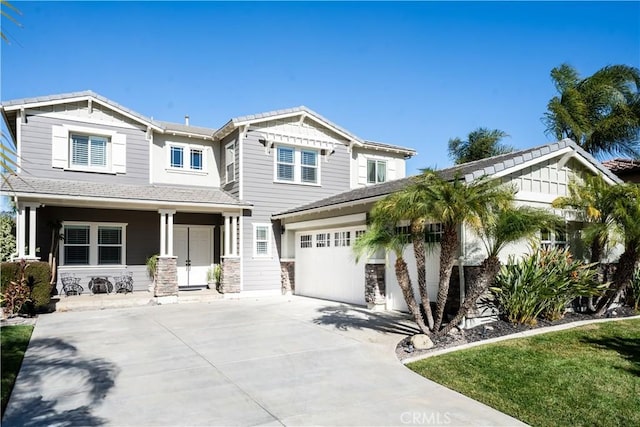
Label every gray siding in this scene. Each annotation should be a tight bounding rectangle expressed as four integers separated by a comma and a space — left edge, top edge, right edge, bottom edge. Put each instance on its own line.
220, 130, 240, 198
241, 133, 352, 292
20, 114, 149, 184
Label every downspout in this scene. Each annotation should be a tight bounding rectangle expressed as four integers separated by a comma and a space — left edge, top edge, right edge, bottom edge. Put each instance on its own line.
458, 222, 466, 329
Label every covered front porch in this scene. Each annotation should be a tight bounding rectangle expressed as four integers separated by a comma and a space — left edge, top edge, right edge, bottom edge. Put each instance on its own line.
7, 175, 251, 302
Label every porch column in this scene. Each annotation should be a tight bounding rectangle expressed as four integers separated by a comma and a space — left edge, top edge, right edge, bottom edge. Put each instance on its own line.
231, 215, 238, 256
16, 204, 26, 258
167, 211, 175, 256
28, 204, 38, 259
224, 215, 231, 256
159, 212, 166, 256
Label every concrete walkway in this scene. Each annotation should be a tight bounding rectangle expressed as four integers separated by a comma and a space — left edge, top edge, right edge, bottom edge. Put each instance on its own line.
3, 296, 524, 426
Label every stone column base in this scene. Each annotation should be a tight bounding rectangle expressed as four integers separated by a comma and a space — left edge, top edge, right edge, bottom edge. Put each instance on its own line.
221, 257, 240, 293
155, 256, 178, 303
365, 264, 386, 310
280, 261, 295, 295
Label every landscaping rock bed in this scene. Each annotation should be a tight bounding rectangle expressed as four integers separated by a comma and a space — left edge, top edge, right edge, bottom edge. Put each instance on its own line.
396, 306, 638, 362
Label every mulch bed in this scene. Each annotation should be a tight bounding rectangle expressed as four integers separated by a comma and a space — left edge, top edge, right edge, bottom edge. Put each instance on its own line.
396, 306, 638, 362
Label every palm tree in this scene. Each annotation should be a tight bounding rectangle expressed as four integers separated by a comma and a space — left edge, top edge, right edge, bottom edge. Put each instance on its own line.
552, 175, 619, 263
448, 128, 513, 165
437, 206, 561, 336
408, 171, 514, 331
1, 0, 21, 43
353, 214, 430, 334
595, 183, 640, 315
544, 63, 640, 158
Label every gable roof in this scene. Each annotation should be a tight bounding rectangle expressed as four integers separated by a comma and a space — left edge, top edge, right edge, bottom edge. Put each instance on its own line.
1, 92, 415, 155
273, 138, 622, 219
2, 175, 251, 210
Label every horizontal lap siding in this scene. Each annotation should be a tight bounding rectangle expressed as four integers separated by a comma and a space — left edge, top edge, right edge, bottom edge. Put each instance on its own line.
20, 114, 149, 184
241, 133, 351, 292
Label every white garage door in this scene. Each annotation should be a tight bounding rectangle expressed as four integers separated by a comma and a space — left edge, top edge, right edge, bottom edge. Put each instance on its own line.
295, 226, 366, 305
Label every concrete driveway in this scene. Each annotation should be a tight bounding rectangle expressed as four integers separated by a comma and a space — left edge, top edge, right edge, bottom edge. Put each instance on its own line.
3, 296, 524, 426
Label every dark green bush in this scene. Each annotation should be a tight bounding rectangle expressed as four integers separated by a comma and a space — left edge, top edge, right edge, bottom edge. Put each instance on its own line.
1, 261, 51, 314
491, 247, 605, 325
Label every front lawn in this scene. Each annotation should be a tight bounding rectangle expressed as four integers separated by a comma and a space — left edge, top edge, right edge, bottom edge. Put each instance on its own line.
1, 325, 33, 417
408, 319, 640, 427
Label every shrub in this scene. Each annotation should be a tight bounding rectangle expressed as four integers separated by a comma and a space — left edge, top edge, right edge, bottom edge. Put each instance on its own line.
1, 261, 51, 315
627, 268, 640, 311
491, 247, 606, 325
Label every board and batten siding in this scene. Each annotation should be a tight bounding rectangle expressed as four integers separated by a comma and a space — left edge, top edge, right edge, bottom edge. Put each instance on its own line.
241, 131, 352, 292
151, 133, 221, 187
20, 113, 149, 184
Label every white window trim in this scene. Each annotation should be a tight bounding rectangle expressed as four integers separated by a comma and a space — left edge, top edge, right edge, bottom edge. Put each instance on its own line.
253, 223, 272, 258
367, 158, 387, 184
60, 221, 128, 267
225, 141, 236, 184
166, 142, 207, 173
273, 144, 321, 186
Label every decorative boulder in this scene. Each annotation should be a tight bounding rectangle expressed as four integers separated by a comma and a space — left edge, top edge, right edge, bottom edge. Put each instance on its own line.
410, 334, 434, 350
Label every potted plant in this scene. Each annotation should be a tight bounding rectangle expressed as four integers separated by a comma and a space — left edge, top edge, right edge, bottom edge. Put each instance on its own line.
146, 254, 158, 292
207, 264, 222, 293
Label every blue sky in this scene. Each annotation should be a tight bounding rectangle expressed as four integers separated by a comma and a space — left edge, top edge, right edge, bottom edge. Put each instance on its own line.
1, 1, 639, 175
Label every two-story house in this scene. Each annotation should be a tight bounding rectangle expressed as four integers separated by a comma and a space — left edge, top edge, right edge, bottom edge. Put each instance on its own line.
1, 91, 415, 302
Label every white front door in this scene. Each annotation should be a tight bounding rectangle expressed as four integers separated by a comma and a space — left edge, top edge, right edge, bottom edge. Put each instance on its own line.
173, 225, 214, 287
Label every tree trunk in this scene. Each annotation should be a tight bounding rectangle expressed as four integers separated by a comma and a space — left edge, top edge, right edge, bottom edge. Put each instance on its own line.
437, 256, 501, 336
394, 256, 430, 334
411, 220, 434, 329
433, 225, 459, 331
589, 239, 603, 264
596, 246, 639, 316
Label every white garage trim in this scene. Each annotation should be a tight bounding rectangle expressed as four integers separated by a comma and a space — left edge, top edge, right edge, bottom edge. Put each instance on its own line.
284, 212, 366, 231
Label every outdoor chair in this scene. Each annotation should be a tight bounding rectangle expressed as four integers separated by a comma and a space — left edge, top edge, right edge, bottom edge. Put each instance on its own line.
60, 273, 84, 296
114, 272, 134, 293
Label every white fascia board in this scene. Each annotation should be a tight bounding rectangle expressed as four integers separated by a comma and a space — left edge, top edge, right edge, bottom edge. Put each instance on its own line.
272, 196, 383, 220
6, 191, 251, 212
283, 212, 366, 231
164, 130, 215, 140
362, 143, 416, 157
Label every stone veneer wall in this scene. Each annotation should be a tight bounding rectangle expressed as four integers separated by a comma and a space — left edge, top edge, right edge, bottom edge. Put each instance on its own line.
221, 257, 240, 293
280, 261, 295, 294
155, 256, 178, 297
365, 264, 386, 307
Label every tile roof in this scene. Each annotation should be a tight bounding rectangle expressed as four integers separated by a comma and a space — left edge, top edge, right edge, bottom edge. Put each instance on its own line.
273, 139, 621, 218
602, 158, 640, 173
2, 175, 250, 208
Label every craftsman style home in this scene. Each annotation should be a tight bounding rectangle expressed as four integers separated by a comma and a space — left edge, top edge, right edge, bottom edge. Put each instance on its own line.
1, 91, 414, 301
1, 91, 620, 314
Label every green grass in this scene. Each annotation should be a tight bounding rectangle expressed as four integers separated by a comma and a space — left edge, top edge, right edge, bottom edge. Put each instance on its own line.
408, 319, 640, 427
1, 325, 33, 417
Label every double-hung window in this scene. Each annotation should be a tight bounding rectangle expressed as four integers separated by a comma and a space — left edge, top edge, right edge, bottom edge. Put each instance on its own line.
275, 146, 319, 184
63, 225, 90, 265
62, 223, 127, 266
367, 159, 387, 184
277, 147, 295, 181
225, 142, 235, 183
253, 224, 271, 257
71, 134, 109, 169
168, 144, 205, 172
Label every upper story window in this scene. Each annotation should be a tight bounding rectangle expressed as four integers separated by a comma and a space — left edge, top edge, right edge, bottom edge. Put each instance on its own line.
168, 143, 205, 172
367, 159, 387, 184
71, 134, 109, 169
275, 145, 319, 185
225, 142, 236, 183
52, 124, 126, 174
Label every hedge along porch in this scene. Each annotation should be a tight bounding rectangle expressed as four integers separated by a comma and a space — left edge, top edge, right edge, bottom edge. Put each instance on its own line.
7, 176, 250, 301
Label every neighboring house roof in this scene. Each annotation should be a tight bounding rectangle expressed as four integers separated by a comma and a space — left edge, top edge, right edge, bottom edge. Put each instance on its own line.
1, 92, 415, 155
273, 138, 622, 218
602, 158, 640, 173
2, 175, 251, 210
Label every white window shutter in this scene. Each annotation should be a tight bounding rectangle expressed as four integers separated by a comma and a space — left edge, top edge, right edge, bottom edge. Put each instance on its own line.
387, 159, 396, 180
357, 155, 367, 185
51, 125, 69, 168
112, 133, 127, 173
